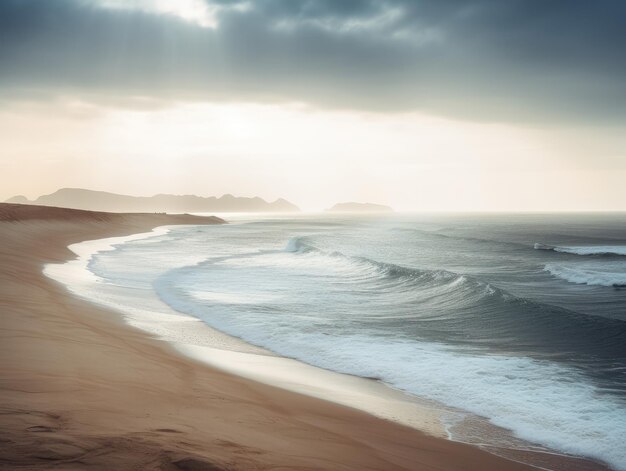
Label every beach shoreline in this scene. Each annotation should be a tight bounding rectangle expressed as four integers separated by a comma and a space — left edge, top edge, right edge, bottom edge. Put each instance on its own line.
0, 203, 605, 470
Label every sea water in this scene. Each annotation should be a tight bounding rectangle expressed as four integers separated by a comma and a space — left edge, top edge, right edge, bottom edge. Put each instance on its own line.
63, 213, 626, 469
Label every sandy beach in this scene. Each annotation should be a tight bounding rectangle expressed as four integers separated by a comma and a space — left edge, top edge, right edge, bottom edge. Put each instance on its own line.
0, 203, 556, 470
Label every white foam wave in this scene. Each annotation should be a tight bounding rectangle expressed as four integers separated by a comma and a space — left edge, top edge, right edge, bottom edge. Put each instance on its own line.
535, 243, 626, 256
545, 263, 626, 287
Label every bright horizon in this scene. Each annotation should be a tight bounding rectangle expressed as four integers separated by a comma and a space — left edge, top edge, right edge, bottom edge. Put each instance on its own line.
1, 0, 625, 212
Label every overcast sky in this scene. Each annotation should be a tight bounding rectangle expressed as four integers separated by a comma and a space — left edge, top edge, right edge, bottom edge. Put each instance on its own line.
1, 0, 625, 210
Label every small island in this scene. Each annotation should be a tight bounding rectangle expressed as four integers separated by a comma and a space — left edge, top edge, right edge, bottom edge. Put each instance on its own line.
327, 202, 394, 213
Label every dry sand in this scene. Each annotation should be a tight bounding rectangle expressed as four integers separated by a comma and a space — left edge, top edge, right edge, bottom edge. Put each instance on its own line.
0, 203, 545, 470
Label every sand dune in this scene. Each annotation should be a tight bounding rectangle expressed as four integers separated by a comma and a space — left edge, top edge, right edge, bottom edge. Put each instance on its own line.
0, 204, 543, 470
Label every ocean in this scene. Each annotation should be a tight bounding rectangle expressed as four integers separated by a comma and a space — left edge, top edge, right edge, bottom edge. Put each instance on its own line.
52, 213, 626, 469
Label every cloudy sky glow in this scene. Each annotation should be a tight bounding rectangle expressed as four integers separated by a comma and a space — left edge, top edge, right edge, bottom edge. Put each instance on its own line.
1, 0, 625, 210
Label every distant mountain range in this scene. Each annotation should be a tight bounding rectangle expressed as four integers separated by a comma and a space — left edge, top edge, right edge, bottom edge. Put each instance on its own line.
6, 188, 299, 213
327, 202, 393, 212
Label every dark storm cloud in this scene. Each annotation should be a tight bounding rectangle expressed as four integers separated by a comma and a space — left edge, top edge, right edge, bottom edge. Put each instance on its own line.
1, 0, 625, 123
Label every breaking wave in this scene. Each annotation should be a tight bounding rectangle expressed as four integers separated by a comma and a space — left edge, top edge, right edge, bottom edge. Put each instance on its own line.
545, 263, 626, 287
535, 243, 626, 256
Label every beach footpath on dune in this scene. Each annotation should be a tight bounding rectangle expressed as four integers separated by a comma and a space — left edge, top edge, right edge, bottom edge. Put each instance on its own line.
0, 203, 537, 470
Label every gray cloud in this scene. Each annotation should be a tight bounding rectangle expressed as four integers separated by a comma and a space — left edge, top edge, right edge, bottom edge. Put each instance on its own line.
1, 0, 625, 123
